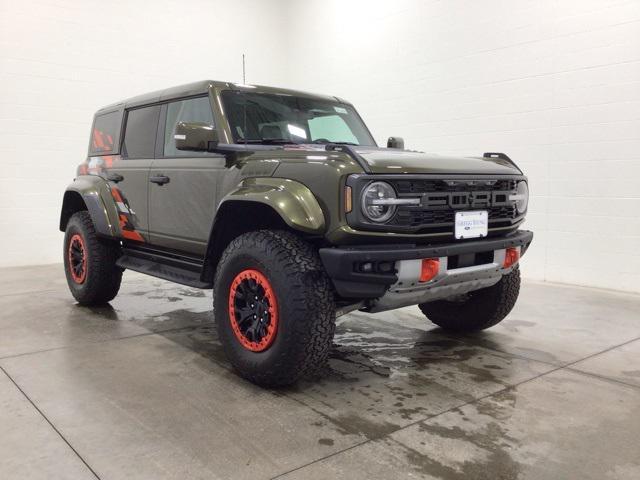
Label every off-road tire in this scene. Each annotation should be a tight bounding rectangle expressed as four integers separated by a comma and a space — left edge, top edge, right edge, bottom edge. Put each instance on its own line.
64, 211, 122, 305
213, 230, 335, 387
419, 266, 520, 332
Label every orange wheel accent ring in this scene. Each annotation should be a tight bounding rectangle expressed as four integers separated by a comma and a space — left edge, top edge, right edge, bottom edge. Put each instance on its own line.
68, 234, 87, 284
228, 269, 278, 352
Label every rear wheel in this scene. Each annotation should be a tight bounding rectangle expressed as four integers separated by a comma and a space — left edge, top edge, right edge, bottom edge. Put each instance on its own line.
64, 211, 122, 305
214, 230, 335, 387
419, 267, 520, 332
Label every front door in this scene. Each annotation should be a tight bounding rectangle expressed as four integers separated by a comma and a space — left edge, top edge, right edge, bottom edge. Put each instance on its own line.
148, 97, 225, 255
104, 105, 160, 243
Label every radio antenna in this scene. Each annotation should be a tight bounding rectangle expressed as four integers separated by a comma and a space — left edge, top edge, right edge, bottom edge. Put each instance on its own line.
242, 54, 247, 145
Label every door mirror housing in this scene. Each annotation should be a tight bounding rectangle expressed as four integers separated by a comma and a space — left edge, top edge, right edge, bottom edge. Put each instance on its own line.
387, 137, 404, 149
175, 122, 219, 152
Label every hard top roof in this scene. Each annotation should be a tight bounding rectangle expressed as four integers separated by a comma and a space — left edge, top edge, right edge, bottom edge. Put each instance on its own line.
95, 80, 346, 114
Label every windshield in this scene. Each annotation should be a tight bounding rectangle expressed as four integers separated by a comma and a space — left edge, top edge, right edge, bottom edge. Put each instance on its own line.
221, 90, 376, 146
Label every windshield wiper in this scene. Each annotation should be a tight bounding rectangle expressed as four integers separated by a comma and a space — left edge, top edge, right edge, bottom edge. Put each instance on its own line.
237, 138, 300, 145
311, 140, 359, 146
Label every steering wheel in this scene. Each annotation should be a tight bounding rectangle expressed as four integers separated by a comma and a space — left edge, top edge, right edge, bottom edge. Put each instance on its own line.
311, 138, 331, 144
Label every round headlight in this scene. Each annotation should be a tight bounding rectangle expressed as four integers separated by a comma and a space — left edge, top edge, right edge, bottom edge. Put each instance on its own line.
514, 181, 529, 213
361, 181, 397, 223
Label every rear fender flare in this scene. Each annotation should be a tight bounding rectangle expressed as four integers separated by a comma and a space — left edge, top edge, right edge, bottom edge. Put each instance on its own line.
60, 176, 120, 237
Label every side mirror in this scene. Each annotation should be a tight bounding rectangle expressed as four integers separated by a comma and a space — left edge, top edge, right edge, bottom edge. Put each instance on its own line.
387, 137, 404, 149
175, 122, 219, 151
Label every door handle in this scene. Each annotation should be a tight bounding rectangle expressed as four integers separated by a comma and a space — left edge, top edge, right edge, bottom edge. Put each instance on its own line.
149, 175, 170, 186
106, 172, 124, 183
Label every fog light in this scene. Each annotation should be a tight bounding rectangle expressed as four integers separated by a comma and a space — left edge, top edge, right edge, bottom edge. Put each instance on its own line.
503, 248, 520, 268
359, 262, 373, 273
376, 261, 392, 273
420, 258, 440, 282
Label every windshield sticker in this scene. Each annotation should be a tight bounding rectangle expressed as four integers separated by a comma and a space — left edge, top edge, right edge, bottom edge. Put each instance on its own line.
287, 124, 307, 139
334, 106, 348, 114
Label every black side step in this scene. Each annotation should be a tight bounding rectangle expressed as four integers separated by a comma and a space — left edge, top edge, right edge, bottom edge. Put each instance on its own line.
117, 246, 212, 289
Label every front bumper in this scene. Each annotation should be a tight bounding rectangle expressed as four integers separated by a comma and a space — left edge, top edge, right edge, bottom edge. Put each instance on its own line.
319, 229, 533, 303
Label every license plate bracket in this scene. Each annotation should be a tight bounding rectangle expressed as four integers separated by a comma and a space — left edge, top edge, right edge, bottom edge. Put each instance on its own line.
455, 211, 488, 239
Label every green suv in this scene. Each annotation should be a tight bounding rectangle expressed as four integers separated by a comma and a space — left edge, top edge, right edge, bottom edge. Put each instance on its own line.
60, 80, 533, 386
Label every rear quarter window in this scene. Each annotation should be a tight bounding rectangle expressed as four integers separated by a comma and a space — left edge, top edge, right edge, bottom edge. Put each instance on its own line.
89, 111, 121, 156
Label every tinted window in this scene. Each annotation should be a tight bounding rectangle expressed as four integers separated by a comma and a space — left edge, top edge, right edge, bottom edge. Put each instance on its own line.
220, 91, 375, 146
90, 111, 120, 155
164, 97, 215, 157
122, 105, 161, 159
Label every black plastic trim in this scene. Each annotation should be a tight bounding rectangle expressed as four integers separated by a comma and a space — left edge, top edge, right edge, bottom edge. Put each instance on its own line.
117, 245, 212, 288
82, 193, 112, 237
325, 144, 372, 173
483, 152, 522, 174
319, 230, 533, 299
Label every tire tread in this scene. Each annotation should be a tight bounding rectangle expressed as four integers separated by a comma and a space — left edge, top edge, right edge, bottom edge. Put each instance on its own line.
214, 230, 335, 387
64, 211, 122, 305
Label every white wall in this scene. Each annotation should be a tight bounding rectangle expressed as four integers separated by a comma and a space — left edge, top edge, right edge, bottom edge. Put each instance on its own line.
2, 0, 640, 293
0, 0, 287, 266
284, 0, 640, 293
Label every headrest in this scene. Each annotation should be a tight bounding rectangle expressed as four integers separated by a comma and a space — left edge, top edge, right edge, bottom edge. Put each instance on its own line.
260, 124, 283, 140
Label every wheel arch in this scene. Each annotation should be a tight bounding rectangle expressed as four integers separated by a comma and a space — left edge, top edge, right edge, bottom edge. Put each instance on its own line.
201, 184, 325, 284
60, 190, 87, 231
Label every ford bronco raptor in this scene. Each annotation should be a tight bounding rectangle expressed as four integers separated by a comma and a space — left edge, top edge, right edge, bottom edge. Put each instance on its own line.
60, 80, 533, 387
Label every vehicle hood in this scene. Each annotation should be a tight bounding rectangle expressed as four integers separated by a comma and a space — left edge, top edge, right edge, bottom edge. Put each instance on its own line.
354, 147, 521, 175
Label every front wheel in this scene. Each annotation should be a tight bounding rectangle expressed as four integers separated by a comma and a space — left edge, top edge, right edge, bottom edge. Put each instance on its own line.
419, 267, 521, 332
213, 230, 335, 387
64, 211, 123, 305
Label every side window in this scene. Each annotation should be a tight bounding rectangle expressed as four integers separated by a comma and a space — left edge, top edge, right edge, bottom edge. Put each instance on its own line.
122, 105, 161, 159
164, 97, 215, 157
89, 111, 120, 156
308, 114, 358, 144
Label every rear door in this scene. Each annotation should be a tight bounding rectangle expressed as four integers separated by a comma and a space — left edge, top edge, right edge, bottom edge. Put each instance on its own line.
148, 96, 225, 255
104, 105, 160, 242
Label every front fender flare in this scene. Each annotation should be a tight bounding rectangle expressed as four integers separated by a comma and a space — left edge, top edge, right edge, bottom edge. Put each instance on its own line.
219, 177, 325, 233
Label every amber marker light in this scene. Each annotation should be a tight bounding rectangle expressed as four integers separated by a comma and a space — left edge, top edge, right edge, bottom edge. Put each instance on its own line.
345, 186, 353, 213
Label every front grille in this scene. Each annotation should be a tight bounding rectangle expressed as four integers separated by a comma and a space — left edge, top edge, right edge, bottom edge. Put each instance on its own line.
394, 205, 517, 228
393, 179, 517, 195
386, 178, 521, 234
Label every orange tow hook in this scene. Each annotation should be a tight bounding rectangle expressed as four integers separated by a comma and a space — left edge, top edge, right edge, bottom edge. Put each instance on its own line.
503, 248, 520, 269
419, 258, 440, 282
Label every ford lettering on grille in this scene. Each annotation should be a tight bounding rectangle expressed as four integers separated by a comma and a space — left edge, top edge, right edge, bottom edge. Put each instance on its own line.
420, 191, 512, 210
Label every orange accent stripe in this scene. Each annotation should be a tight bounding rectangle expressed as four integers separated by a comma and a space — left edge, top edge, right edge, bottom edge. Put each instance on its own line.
121, 230, 144, 241
111, 187, 124, 203
118, 214, 144, 242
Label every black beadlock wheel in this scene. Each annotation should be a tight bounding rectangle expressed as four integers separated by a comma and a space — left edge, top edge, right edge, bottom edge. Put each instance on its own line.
213, 230, 335, 387
63, 211, 123, 305
418, 267, 521, 332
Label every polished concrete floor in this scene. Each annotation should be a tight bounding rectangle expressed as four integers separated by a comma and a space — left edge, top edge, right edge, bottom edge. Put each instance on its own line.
1, 264, 639, 480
